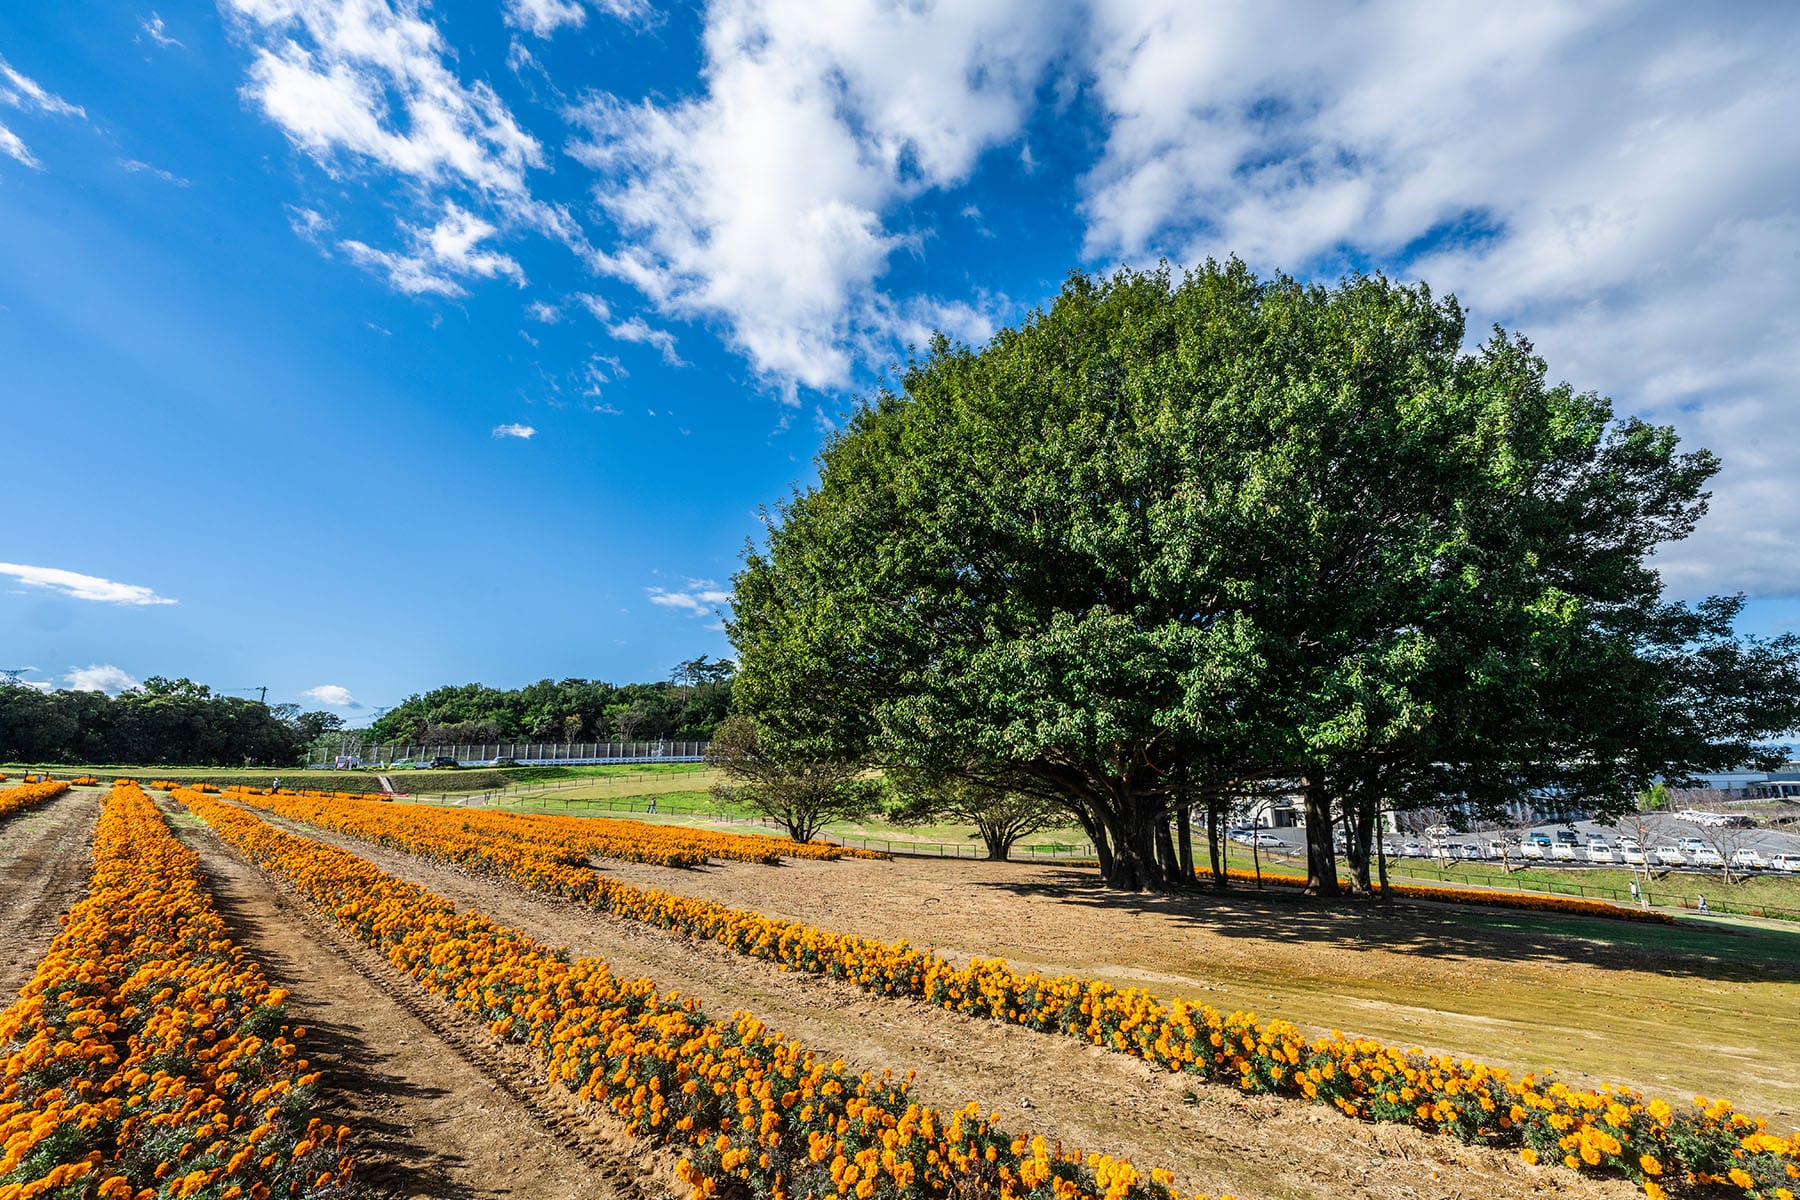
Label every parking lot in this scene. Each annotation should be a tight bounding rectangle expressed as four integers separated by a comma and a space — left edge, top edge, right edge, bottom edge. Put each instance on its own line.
1230, 813, 1800, 875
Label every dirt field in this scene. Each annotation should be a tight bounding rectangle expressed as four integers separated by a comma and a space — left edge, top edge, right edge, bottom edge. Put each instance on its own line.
246, 807, 1653, 1200
146, 797, 684, 1200
587, 853, 1800, 1124
16, 787, 1783, 1199
0, 786, 100, 1004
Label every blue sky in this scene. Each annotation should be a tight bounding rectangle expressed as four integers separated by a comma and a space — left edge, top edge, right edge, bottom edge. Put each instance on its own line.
2, 0, 1798, 717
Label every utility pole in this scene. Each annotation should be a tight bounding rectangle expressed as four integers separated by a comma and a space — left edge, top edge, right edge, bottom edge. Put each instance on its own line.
0, 668, 37, 687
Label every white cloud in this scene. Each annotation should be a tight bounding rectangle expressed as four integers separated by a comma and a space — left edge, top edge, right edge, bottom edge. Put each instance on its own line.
505, 0, 586, 38
493, 422, 537, 439
65, 664, 139, 695
573, 292, 611, 321
566, 0, 1064, 392
0, 562, 176, 605
1074, 1, 1800, 595
227, 0, 541, 195
647, 579, 732, 615
302, 683, 360, 707
0, 54, 85, 170
141, 13, 183, 48
0, 121, 36, 168
287, 204, 331, 241
340, 201, 525, 296
606, 315, 683, 365
118, 157, 190, 186
0, 56, 86, 119
526, 298, 562, 322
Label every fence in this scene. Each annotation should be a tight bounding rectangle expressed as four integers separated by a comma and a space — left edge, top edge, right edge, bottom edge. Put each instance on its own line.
312, 740, 710, 768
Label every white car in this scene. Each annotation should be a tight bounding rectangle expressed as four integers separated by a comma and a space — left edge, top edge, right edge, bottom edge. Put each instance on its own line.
1692, 847, 1725, 867
1651, 845, 1688, 866
1730, 849, 1768, 870
1401, 841, 1425, 857
1551, 843, 1577, 860
1769, 853, 1800, 873
1586, 843, 1616, 864
1248, 833, 1285, 849
1620, 845, 1647, 865
1521, 841, 1546, 860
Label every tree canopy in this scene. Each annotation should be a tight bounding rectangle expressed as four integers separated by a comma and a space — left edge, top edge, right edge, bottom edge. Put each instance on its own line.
0, 677, 332, 767
369, 661, 735, 745
729, 261, 1800, 893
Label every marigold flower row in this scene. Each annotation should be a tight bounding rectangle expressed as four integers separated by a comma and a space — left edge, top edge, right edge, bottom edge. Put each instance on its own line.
0, 781, 355, 1200
0, 780, 71, 823
172, 787, 1218, 1200
233, 786, 1796, 1199
215, 786, 888, 868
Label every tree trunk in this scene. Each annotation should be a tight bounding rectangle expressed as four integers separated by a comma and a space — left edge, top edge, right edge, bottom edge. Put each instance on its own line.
1303, 773, 1340, 897
1155, 816, 1180, 884
1207, 796, 1228, 885
1175, 801, 1195, 883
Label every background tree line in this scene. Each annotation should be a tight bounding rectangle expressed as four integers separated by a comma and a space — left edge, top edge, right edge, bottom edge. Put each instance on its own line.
1, 657, 736, 767
725, 262, 1800, 894
368, 656, 735, 746
0, 677, 341, 766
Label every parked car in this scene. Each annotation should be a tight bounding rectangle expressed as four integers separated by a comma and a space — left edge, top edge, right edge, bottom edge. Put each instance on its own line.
1423, 824, 1454, 838
1521, 839, 1547, 860
1248, 833, 1285, 849
1400, 841, 1425, 857
1484, 839, 1512, 859
1691, 846, 1725, 867
424, 756, 458, 769
1551, 843, 1577, 861
1769, 853, 1800, 873
489, 757, 520, 767
1676, 836, 1710, 855
1651, 845, 1688, 866
1620, 845, 1647, 866
1730, 849, 1769, 870
1586, 840, 1615, 864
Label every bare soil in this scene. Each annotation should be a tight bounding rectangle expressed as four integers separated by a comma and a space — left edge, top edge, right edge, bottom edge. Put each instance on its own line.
155, 802, 678, 1200
592, 854, 1800, 1123
0, 786, 100, 1005
255, 809, 1645, 1200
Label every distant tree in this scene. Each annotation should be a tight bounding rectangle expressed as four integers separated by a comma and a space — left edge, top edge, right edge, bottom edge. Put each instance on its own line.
705, 714, 881, 843
886, 766, 1069, 861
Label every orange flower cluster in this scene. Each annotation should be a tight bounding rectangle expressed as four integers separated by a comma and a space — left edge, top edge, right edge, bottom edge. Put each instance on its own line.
174, 787, 1216, 1200
1218, 869, 1672, 924
223, 786, 1797, 1198
0, 781, 356, 1200
0, 780, 71, 823
66, 776, 102, 787
223, 786, 888, 868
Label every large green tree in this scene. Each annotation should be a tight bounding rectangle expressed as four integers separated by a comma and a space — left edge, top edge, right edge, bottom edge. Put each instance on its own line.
730, 261, 1800, 894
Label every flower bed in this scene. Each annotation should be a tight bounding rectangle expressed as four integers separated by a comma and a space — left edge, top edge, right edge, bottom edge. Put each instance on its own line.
224, 786, 1796, 1198
0, 781, 355, 1199
0, 779, 71, 822
176, 787, 1207, 1200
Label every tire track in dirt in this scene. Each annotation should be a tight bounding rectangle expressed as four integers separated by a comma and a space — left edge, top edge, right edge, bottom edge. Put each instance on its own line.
252, 807, 1642, 1200
154, 801, 671, 1200
0, 788, 100, 1005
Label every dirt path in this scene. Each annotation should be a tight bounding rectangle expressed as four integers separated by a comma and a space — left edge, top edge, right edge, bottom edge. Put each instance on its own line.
155, 802, 669, 1200
0, 787, 100, 1005
255, 809, 1642, 1200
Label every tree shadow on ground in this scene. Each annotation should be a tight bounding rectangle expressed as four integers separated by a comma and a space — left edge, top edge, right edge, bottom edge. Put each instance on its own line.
969, 866, 1800, 985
